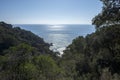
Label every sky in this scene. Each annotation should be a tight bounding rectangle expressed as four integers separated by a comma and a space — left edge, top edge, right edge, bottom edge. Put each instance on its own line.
0, 0, 102, 24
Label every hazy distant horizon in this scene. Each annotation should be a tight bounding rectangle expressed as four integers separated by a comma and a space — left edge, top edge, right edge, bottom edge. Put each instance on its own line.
13, 23, 92, 25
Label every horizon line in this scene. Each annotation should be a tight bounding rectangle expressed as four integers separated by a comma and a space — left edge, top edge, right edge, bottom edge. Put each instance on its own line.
13, 23, 92, 25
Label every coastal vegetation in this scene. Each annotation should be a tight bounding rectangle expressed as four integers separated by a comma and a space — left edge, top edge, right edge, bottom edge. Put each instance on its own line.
0, 0, 120, 80
0, 22, 60, 80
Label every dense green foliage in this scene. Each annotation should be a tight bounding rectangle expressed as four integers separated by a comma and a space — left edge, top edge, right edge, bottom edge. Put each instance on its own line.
0, 0, 120, 80
92, 0, 120, 28
61, 24, 120, 80
0, 23, 120, 80
0, 22, 120, 80
0, 22, 61, 80
0, 22, 51, 55
0, 44, 61, 80
60, 0, 120, 79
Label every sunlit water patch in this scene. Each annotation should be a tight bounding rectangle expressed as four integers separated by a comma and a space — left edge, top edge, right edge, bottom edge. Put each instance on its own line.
46, 33, 70, 55
14, 24, 95, 55
48, 25, 65, 31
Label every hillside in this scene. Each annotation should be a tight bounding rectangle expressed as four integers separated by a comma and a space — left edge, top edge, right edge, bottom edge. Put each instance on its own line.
0, 22, 51, 55
0, 22, 61, 80
61, 24, 120, 80
0, 22, 120, 80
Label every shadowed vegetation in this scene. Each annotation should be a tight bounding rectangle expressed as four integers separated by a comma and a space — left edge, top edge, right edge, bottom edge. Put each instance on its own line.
0, 0, 120, 80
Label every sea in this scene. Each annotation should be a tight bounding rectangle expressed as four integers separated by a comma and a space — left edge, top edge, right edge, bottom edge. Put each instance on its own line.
14, 24, 95, 54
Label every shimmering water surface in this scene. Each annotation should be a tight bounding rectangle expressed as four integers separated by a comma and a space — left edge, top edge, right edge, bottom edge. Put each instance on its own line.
14, 24, 95, 54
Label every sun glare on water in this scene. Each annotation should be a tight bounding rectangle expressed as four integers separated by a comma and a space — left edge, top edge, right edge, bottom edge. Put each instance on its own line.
51, 25, 64, 28
48, 25, 65, 31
